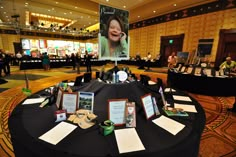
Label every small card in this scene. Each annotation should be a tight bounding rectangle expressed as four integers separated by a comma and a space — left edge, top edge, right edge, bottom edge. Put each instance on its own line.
141, 93, 155, 120
55, 110, 67, 122
125, 102, 136, 127
173, 95, 192, 102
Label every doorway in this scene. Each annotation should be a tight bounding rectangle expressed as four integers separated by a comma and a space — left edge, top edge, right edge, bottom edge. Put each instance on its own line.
215, 29, 236, 68
160, 34, 184, 67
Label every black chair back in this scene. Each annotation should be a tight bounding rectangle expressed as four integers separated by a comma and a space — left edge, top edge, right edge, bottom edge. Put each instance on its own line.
74, 75, 83, 86
84, 72, 92, 83
140, 74, 150, 85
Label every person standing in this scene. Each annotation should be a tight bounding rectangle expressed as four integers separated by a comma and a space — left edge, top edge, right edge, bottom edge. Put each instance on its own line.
42, 52, 50, 71
146, 52, 152, 70
167, 52, 177, 68
84, 50, 91, 72
75, 52, 81, 74
71, 53, 76, 70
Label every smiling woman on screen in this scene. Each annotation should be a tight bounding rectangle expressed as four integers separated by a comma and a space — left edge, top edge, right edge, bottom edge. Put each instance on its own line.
100, 15, 128, 58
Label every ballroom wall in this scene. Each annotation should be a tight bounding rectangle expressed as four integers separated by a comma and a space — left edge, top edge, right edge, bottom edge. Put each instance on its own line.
0, 8, 236, 64
129, 8, 236, 62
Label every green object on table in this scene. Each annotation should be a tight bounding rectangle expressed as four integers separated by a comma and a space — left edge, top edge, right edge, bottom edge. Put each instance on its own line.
22, 88, 32, 96
99, 120, 115, 136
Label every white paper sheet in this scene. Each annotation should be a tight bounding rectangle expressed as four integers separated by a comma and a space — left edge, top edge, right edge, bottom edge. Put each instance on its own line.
22, 97, 46, 105
174, 103, 197, 113
173, 95, 192, 102
152, 115, 185, 135
114, 128, 145, 154
39, 122, 77, 145
164, 88, 176, 92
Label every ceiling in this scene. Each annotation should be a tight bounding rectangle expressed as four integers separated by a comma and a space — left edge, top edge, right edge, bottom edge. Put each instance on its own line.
0, 0, 216, 35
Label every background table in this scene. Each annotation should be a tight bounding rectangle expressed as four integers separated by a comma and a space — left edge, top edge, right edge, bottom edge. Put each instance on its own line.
167, 70, 236, 96
9, 80, 205, 157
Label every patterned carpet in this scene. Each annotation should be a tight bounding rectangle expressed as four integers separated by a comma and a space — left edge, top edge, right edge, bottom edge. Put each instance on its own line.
0, 65, 235, 157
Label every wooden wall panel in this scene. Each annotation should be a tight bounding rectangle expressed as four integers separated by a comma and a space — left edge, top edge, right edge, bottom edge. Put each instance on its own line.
0, 34, 20, 53
129, 8, 236, 63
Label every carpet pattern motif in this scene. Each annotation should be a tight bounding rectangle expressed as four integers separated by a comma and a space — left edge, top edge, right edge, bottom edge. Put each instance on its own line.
0, 69, 235, 157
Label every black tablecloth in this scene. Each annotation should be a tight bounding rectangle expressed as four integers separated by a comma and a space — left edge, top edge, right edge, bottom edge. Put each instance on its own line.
167, 70, 236, 96
9, 80, 205, 157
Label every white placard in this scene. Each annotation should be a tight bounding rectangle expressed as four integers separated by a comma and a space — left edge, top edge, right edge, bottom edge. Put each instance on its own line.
114, 128, 145, 154
173, 95, 192, 102
108, 99, 127, 125
22, 97, 46, 105
141, 94, 155, 119
39, 122, 77, 145
152, 115, 185, 135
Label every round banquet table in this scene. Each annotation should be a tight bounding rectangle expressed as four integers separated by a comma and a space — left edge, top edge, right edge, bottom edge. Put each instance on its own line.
9, 80, 206, 157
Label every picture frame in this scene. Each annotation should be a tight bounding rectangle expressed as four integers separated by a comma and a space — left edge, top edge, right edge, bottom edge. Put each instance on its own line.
62, 92, 78, 114
56, 88, 63, 109
125, 102, 136, 127
186, 67, 193, 74
108, 99, 128, 126
78, 92, 95, 112
141, 93, 155, 120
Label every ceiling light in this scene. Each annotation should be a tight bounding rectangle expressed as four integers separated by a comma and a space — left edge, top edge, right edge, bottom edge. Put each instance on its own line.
153, 10, 156, 13
123, 6, 126, 8
173, 4, 177, 7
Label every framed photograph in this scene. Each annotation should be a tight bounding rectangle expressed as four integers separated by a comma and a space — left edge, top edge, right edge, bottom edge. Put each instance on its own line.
180, 66, 186, 73
194, 67, 202, 75
141, 93, 155, 120
62, 93, 78, 114
56, 88, 63, 109
125, 102, 136, 127
108, 99, 128, 126
186, 67, 193, 74
78, 92, 94, 112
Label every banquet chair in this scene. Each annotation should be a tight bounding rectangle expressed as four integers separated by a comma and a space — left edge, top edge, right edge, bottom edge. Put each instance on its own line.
74, 75, 83, 86
140, 74, 150, 85
83, 72, 92, 83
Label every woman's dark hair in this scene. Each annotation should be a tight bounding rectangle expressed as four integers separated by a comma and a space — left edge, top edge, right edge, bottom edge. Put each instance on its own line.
104, 15, 124, 38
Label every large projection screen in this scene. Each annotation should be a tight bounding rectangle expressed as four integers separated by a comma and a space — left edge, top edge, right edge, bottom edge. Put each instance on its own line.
99, 5, 129, 60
